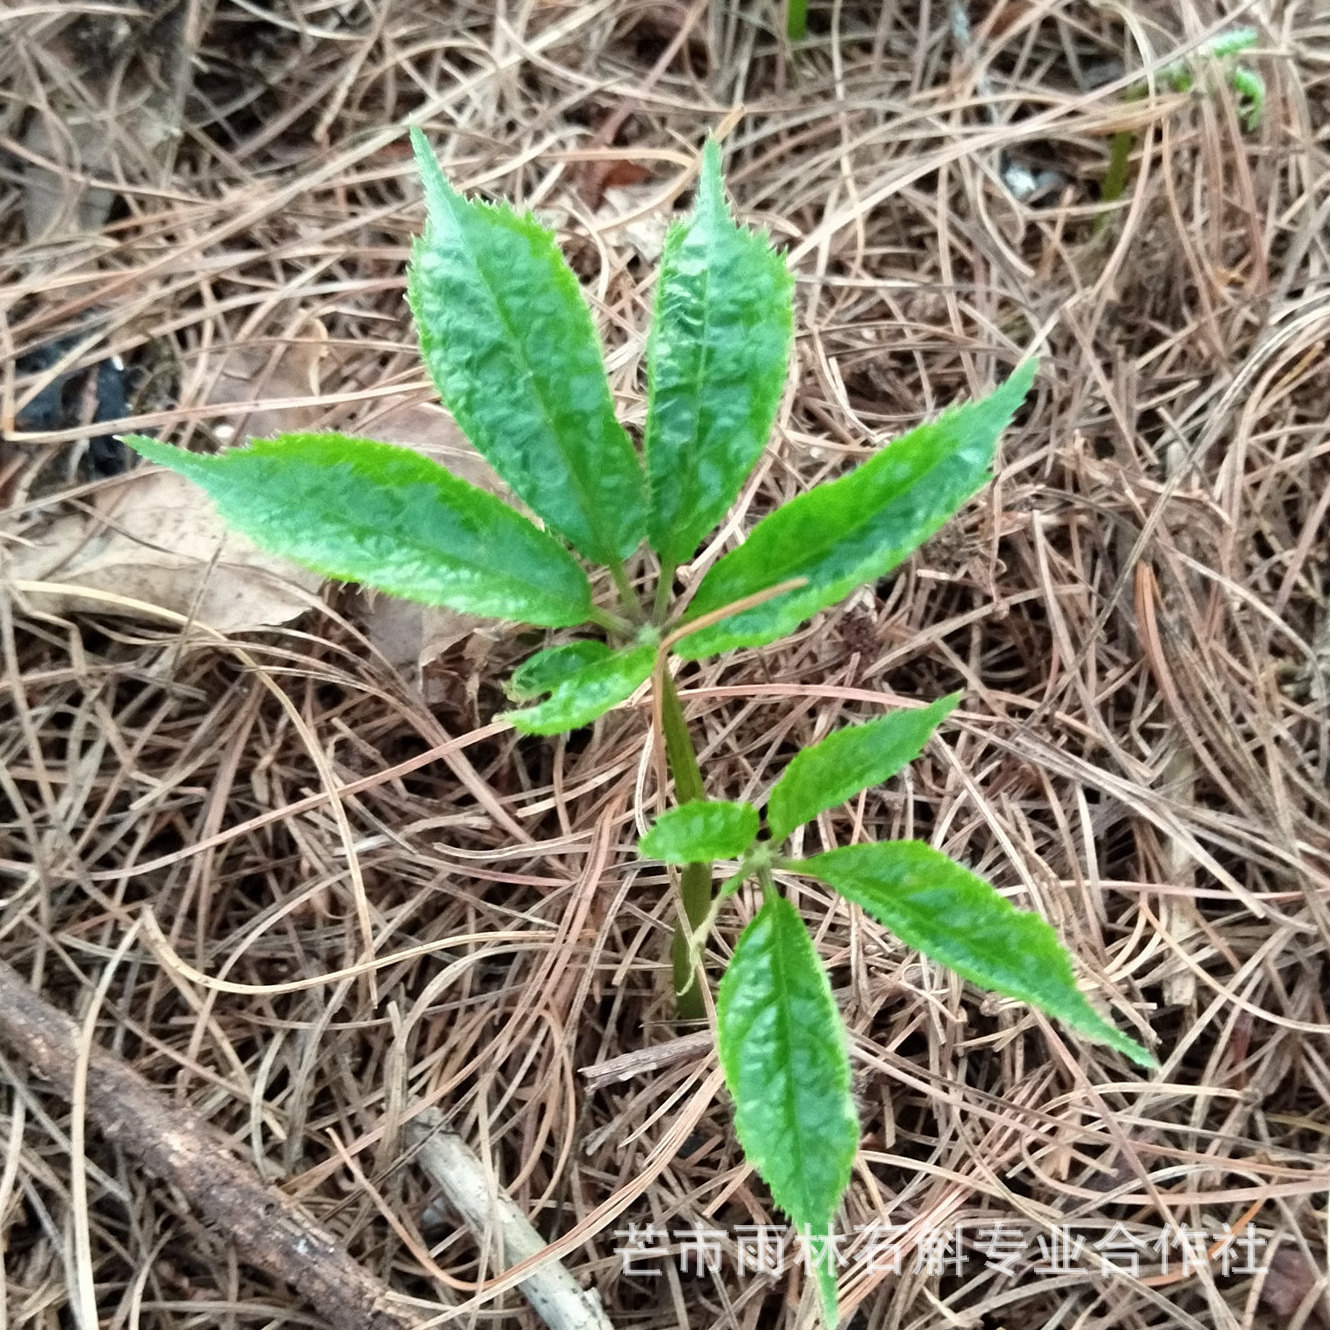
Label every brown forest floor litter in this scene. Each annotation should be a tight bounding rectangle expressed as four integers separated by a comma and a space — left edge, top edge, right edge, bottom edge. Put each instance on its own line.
2, 2, 1329, 1327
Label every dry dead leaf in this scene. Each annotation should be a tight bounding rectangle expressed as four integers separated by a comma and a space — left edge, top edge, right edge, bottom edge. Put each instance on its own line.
22, 5, 192, 249
8, 468, 323, 631
6, 319, 332, 631
22, 115, 117, 245
199, 317, 330, 442
578, 157, 651, 210
598, 183, 673, 260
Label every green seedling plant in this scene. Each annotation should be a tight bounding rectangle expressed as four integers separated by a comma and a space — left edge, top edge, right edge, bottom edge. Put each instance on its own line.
124, 132, 1154, 1326
1099, 27, 1263, 231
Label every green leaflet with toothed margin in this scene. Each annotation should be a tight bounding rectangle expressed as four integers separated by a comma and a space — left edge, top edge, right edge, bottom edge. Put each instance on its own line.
674, 362, 1037, 659
800, 841, 1155, 1067
640, 800, 759, 864
643, 139, 792, 566
718, 895, 857, 1328
506, 640, 612, 702
767, 694, 960, 843
122, 433, 592, 627
408, 127, 646, 566
502, 642, 655, 735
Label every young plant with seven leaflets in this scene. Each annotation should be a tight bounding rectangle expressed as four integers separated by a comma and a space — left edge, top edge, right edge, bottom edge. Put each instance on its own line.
125, 132, 1154, 1326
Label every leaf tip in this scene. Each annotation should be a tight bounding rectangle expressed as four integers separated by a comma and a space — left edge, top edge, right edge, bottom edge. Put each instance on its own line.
697, 137, 727, 219
496, 708, 537, 736
1115, 1033, 1159, 1071
409, 124, 461, 220
1007, 356, 1038, 398
119, 434, 200, 473
1064, 995, 1156, 1069
813, 1250, 840, 1328
408, 126, 437, 185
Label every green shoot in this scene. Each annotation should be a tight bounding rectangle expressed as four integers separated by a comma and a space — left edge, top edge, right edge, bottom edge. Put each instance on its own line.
122, 131, 1154, 1328
1100, 27, 1264, 230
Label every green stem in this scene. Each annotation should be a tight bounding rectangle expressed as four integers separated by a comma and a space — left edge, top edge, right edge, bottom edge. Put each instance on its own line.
660, 668, 704, 802
652, 559, 675, 625
608, 559, 640, 622
660, 669, 710, 1020
587, 604, 635, 638
1095, 130, 1135, 235
683, 868, 745, 975
671, 865, 712, 1021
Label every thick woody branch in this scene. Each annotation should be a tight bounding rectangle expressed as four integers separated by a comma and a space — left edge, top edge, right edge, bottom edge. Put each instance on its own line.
0, 957, 421, 1330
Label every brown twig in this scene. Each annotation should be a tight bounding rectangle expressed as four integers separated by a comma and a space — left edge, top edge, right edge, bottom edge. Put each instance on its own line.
0, 957, 423, 1330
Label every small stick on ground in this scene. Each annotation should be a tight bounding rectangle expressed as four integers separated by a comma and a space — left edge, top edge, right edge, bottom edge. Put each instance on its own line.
578, 1031, 712, 1092
0, 957, 422, 1330
408, 1107, 615, 1330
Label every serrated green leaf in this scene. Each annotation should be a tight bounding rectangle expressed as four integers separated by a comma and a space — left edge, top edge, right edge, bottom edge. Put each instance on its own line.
506, 640, 611, 701
502, 642, 655, 735
644, 139, 792, 566
768, 694, 960, 843
122, 433, 592, 626
640, 800, 759, 864
407, 128, 646, 566
718, 895, 857, 1324
801, 842, 1155, 1067
675, 361, 1036, 659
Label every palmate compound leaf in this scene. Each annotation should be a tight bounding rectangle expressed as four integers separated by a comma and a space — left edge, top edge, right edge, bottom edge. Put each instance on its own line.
501, 641, 656, 735
718, 895, 858, 1327
408, 128, 646, 568
639, 800, 759, 864
767, 693, 961, 843
801, 842, 1156, 1067
675, 360, 1037, 660
643, 139, 793, 567
122, 433, 592, 626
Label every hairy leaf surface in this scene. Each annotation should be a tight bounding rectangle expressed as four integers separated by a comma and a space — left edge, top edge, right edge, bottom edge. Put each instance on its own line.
502, 642, 655, 735
640, 800, 759, 864
506, 640, 611, 701
768, 694, 960, 842
718, 896, 858, 1325
408, 128, 645, 565
676, 362, 1036, 658
802, 841, 1154, 1066
644, 140, 792, 566
124, 433, 591, 625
